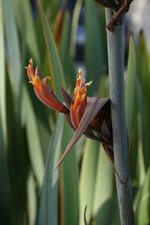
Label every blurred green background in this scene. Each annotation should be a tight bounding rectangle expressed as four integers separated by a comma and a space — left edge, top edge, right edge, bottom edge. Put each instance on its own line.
0, 0, 150, 225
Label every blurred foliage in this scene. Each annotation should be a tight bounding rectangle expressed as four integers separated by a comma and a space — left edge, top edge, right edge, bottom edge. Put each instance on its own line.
0, 0, 150, 225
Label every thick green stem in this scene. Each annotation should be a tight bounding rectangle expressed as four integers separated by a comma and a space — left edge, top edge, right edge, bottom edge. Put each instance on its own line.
105, 9, 134, 225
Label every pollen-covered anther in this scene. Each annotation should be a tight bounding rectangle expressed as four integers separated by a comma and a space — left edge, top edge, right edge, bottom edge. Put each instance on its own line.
29, 75, 40, 86
77, 68, 83, 77
85, 81, 92, 87
76, 69, 85, 84
26, 58, 35, 81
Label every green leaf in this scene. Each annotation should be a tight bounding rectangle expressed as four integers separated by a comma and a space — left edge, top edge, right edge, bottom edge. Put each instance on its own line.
60, 10, 71, 61
42, 0, 60, 23
85, 0, 104, 93
70, 0, 83, 58
93, 145, 115, 225
136, 80, 146, 187
125, 35, 138, 185
125, 35, 136, 135
27, 172, 37, 225
98, 8, 108, 70
0, 111, 11, 225
98, 74, 109, 97
6, 75, 28, 225
60, 11, 74, 83
38, 3, 66, 100
134, 168, 150, 225
38, 114, 64, 225
13, 0, 40, 63
59, 122, 79, 225
3, 0, 21, 98
0, 0, 7, 144
79, 139, 99, 225
136, 32, 150, 170
23, 86, 44, 186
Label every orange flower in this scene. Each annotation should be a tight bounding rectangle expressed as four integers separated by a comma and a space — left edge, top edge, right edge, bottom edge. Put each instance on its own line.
26, 59, 113, 168
26, 59, 68, 113
70, 69, 92, 129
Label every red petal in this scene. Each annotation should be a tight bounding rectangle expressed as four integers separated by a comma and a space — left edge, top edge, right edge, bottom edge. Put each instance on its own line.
34, 85, 68, 113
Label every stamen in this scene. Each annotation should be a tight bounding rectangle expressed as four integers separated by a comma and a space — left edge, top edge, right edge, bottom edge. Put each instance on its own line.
78, 68, 82, 73
35, 66, 44, 79
76, 68, 83, 80
85, 81, 92, 87
29, 58, 33, 65
42, 76, 51, 85
29, 75, 40, 87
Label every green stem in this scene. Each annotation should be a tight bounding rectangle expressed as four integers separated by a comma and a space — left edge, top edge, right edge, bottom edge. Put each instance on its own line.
105, 9, 134, 225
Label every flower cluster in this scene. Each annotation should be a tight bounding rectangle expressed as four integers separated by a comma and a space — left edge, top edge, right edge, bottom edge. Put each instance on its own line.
26, 59, 113, 167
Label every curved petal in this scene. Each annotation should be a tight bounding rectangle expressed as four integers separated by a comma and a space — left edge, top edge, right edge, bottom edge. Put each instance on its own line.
34, 84, 68, 113
57, 97, 111, 167
26, 59, 68, 113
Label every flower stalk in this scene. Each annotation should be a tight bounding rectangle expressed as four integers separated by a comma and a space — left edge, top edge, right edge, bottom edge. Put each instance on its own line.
105, 8, 134, 225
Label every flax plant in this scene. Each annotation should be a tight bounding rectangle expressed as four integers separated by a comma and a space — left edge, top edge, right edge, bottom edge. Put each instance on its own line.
1, 0, 150, 224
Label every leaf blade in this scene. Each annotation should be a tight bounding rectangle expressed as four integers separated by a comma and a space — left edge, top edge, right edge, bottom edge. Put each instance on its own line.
3, 0, 21, 97
38, 114, 64, 225
38, 3, 66, 99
